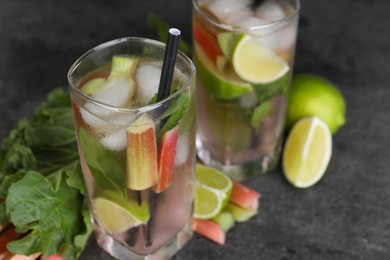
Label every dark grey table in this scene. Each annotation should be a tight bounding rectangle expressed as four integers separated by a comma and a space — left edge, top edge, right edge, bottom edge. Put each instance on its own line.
1, 0, 389, 259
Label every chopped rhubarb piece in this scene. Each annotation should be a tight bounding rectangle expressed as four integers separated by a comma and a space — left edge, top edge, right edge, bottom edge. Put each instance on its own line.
224, 202, 257, 223
2, 252, 42, 260
153, 126, 179, 193
41, 253, 65, 260
212, 211, 235, 233
0, 225, 22, 253
193, 15, 223, 64
230, 180, 261, 210
193, 219, 225, 245
126, 114, 158, 190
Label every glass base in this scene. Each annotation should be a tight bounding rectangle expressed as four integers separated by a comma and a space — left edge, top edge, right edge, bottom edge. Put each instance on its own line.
95, 224, 193, 260
196, 139, 281, 181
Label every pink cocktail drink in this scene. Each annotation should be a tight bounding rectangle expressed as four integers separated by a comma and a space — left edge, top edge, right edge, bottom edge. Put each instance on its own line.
68, 38, 196, 260
193, 0, 300, 179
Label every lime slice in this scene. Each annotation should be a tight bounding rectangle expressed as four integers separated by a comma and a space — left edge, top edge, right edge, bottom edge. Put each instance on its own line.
94, 197, 149, 233
194, 164, 233, 219
232, 35, 289, 84
195, 44, 253, 100
282, 117, 332, 188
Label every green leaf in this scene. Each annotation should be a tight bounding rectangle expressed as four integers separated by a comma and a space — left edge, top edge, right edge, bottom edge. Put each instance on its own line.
65, 162, 87, 196
0, 88, 92, 259
252, 71, 290, 102
251, 101, 271, 128
161, 93, 189, 133
147, 13, 192, 56
78, 129, 126, 194
5, 170, 85, 258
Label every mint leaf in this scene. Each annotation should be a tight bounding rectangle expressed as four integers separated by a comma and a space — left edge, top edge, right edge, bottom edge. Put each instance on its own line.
5, 170, 85, 258
78, 128, 126, 194
252, 71, 290, 102
161, 93, 189, 133
251, 101, 271, 128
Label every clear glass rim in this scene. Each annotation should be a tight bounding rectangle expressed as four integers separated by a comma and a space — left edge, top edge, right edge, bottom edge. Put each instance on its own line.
67, 37, 196, 115
192, 0, 301, 32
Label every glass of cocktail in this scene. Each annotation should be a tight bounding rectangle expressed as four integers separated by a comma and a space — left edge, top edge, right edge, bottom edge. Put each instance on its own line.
68, 37, 196, 259
193, 0, 300, 179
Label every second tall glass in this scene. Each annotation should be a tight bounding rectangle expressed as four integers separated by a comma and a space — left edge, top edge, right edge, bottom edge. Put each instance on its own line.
193, 0, 300, 179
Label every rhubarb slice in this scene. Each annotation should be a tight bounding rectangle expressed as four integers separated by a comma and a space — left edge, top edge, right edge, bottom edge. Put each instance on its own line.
193, 219, 225, 245
126, 114, 158, 190
109, 56, 137, 78
153, 126, 179, 193
0, 225, 22, 253
212, 211, 235, 233
230, 180, 261, 210
224, 202, 257, 223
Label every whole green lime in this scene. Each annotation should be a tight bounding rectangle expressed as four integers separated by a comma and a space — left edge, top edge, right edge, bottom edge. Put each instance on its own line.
286, 74, 346, 134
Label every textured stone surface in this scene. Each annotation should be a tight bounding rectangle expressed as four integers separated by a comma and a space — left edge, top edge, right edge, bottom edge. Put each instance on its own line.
1, 0, 389, 259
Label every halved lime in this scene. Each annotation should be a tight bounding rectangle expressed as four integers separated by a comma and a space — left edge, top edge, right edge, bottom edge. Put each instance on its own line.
283, 116, 332, 188
232, 35, 289, 84
194, 164, 233, 219
94, 197, 149, 234
286, 74, 346, 134
195, 44, 253, 100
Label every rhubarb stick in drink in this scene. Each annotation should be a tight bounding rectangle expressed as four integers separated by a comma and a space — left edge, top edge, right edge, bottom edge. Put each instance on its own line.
68, 37, 196, 260
193, 0, 300, 179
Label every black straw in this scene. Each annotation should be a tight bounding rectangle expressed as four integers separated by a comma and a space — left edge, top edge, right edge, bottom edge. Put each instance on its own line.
156, 28, 181, 102
145, 28, 181, 247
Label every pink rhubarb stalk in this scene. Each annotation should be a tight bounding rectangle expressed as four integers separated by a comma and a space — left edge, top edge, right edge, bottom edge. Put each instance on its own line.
153, 126, 179, 193
230, 180, 261, 210
126, 114, 158, 190
193, 219, 225, 245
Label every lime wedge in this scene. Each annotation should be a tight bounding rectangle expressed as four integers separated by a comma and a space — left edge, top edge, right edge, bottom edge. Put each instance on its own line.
194, 164, 233, 219
195, 44, 253, 100
94, 197, 149, 233
282, 117, 332, 188
232, 35, 289, 84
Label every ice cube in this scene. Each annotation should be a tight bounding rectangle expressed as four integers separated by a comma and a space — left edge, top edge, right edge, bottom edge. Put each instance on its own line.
136, 64, 161, 105
79, 106, 109, 129
208, 0, 252, 24
100, 127, 127, 151
235, 16, 269, 36
92, 77, 135, 108
175, 134, 189, 166
255, 0, 286, 21
252, 21, 298, 52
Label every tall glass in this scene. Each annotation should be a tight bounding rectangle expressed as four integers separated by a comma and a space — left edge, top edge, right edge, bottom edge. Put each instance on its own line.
193, 0, 300, 180
68, 37, 196, 260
